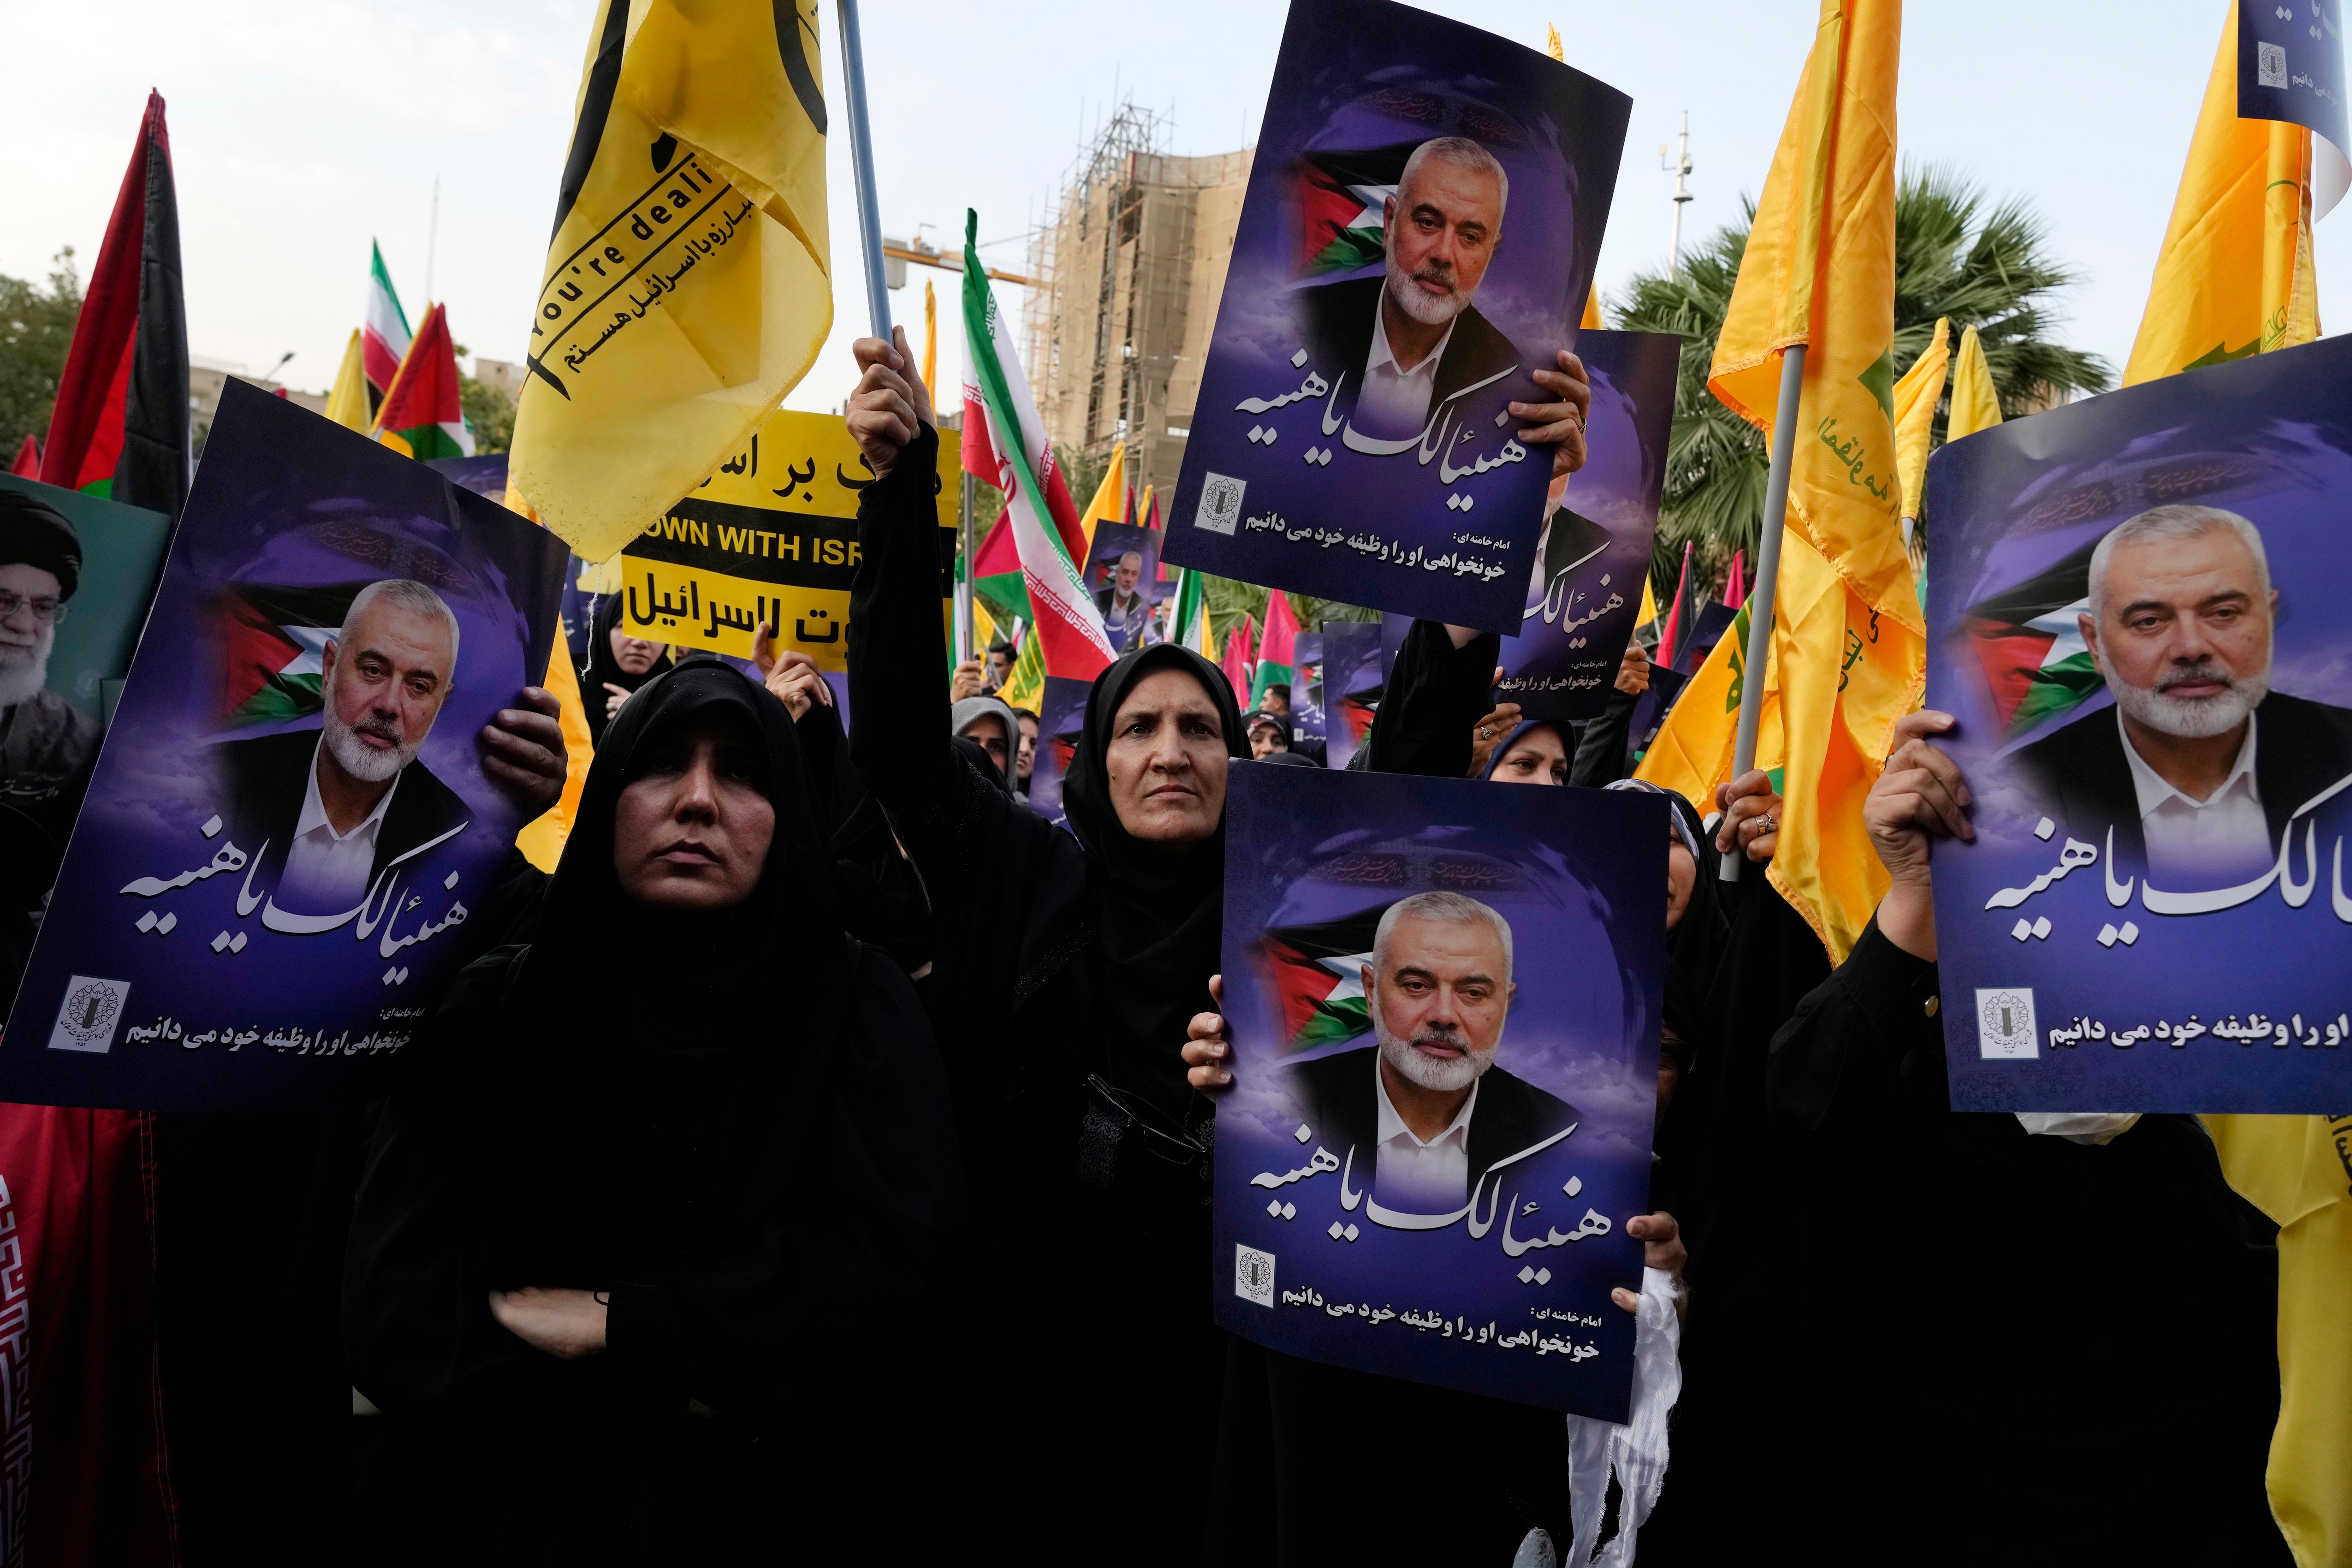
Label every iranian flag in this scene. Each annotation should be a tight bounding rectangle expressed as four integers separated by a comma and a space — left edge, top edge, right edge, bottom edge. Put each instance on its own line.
363, 240, 413, 396
959, 210, 1114, 681
1253, 591, 1300, 707
371, 303, 473, 461
1259, 907, 1390, 1054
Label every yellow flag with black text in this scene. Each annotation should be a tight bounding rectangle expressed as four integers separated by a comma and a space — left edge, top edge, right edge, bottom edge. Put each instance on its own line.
1655, 0, 1919, 962
510, 0, 832, 564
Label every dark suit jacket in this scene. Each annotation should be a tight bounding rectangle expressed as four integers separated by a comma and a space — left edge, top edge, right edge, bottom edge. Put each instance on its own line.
1292, 274, 1527, 435
2008, 690, 2352, 871
1281, 1043, 1578, 1195
1092, 584, 1147, 651
213, 727, 473, 898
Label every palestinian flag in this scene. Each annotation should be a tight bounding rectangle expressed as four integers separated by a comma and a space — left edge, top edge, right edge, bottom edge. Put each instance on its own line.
1292, 146, 1415, 276
362, 240, 414, 398
9, 436, 37, 476
40, 90, 189, 516
218, 582, 368, 728
959, 209, 1114, 680
1221, 612, 1257, 704
1259, 907, 1391, 1054
1958, 537, 2105, 741
969, 509, 1031, 627
1253, 590, 1300, 707
371, 303, 473, 461
1656, 540, 1699, 668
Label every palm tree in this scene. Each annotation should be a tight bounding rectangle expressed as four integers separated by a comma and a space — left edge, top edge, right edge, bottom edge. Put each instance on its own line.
1613, 162, 2115, 597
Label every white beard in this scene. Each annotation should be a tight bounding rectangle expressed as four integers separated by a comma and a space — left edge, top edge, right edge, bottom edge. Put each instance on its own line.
0, 624, 53, 710
1372, 990, 1497, 1093
2107, 656, 2270, 741
323, 705, 416, 783
1382, 249, 1470, 329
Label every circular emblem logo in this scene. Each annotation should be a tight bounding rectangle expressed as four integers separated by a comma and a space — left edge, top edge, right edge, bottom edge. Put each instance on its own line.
60, 982, 121, 1044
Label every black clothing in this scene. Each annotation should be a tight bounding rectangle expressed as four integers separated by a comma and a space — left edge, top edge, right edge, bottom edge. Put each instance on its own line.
0, 689, 101, 1008
1765, 919, 2287, 1567
1283, 1044, 1579, 1193
0, 487, 83, 598
1092, 582, 1149, 651
2010, 690, 2352, 870
1568, 681, 1642, 786
581, 593, 669, 748
211, 726, 472, 897
1294, 274, 1527, 434
1256, 750, 1319, 768
1359, 618, 1503, 779
343, 664, 960, 1562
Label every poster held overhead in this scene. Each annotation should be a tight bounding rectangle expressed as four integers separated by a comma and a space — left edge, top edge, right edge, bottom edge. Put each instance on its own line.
1215, 765, 1663, 1417
1925, 332, 2352, 1113
1161, 0, 1628, 631
1, 383, 570, 1111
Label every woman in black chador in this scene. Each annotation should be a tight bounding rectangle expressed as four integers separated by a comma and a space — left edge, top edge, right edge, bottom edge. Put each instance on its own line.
343, 663, 961, 1563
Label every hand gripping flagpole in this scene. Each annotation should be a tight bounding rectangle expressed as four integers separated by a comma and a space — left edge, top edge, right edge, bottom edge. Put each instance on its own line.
1719, 342, 1805, 884
835, 0, 892, 339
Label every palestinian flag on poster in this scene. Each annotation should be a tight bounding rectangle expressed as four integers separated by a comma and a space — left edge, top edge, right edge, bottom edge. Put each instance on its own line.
1958, 537, 2104, 741
1259, 907, 1391, 1054
39, 90, 190, 516
1292, 146, 1414, 277
970, 510, 1031, 627
217, 582, 368, 728
960, 209, 1115, 680
371, 303, 473, 461
362, 240, 413, 396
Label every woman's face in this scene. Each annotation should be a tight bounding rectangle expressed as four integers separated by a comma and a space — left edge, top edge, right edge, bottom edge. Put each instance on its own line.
610, 625, 664, 676
1106, 668, 1229, 845
612, 715, 776, 910
1491, 725, 1568, 785
1666, 837, 1696, 931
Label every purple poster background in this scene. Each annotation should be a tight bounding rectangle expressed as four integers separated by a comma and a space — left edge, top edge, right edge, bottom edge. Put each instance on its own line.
1496, 330, 1679, 722
1024, 675, 1091, 824
0, 383, 570, 1111
1162, 0, 1628, 630
1925, 333, 2352, 1112
1215, 766, 1663, 1418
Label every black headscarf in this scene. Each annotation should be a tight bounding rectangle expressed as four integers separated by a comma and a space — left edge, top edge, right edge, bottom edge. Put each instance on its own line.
483, 664, 855, 1289
1608, 778, 1730, 1004
1059, 643, 1248, 1114
581, 593, 670, 747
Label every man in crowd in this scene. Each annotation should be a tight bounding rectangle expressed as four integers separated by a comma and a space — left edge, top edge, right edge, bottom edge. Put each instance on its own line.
2010, 504, 2352, 891
0, 491, 101, 1003
985, 640, 1015, 694
1281, 891, 1577, 1214
1094, 551, 1149, 652
1258, 682, 1291, 717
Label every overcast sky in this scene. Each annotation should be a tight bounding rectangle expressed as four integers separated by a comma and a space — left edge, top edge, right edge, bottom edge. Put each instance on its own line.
1, 0, 2332, 418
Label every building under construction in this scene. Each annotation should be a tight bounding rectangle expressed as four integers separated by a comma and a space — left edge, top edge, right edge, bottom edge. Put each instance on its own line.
1023, 103, 1253, 507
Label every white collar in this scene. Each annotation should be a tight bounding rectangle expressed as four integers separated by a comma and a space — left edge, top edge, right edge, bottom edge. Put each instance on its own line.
1373, 1050, 1481, 1149
1366, 291, 1457, 382
293, 731, 401, 844
2117, 705, 2260, 817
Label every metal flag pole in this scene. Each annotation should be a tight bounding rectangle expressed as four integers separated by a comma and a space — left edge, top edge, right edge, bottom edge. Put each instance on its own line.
835, 0, 892, 340
1720, 342, 1806, 884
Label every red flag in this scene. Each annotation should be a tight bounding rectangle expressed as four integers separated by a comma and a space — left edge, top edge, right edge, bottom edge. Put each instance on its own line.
39, 91, 188, 515
1656, 541, 1695, 667
368, 303, 471, 459
1722, 548, 1748, 610
1220, 612, 1257, 704
7, 437, 36, 477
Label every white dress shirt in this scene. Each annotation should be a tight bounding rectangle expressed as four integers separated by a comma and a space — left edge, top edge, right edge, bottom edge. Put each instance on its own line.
2118, 707, 2271, 886
1372, 1052, 1480, 1211
278, 735, 401, 913
1352, 295, 1457, 441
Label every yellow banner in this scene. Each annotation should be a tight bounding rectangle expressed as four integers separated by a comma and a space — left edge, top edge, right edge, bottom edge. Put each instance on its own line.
617, 407, 958, 668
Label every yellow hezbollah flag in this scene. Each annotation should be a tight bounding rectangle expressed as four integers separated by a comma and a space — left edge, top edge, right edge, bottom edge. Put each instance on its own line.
1581, 286, 1602, 330
511, 0, 832, 564
1080, 441, 1126, 550
998, 627, 1045, 712
324, 329, 373, 433
922, 278, 938, 396
2204, 1115, 2352, 1568
484, 482, 596, 876
1891, 317, 1949, 524
2123, 2, 2320, 384
1945, 323, 2002, 440
1651, 0, 1920, 962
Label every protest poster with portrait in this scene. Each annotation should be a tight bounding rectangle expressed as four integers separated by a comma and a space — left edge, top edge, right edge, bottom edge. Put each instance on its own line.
1292, 631, 1326, 741
1317, 622, 1384, 769
1215, 765, 1663, 1418
1083, 522, 1170, 654
0, 381, 570, 1111
1494, 330, 1678, 721
1925, 333, 2352, 1112
1022, 674, 1089, 826
615, 406, 958, 668
1161, 0, 1629, 631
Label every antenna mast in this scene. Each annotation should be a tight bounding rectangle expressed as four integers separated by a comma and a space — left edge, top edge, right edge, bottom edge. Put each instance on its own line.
1661, 113, 1694, 274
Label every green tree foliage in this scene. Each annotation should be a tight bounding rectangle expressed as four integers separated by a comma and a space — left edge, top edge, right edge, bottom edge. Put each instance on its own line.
0, 249, 83, 460
1612, 164, 2114, 599
459, 375, 516, 454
